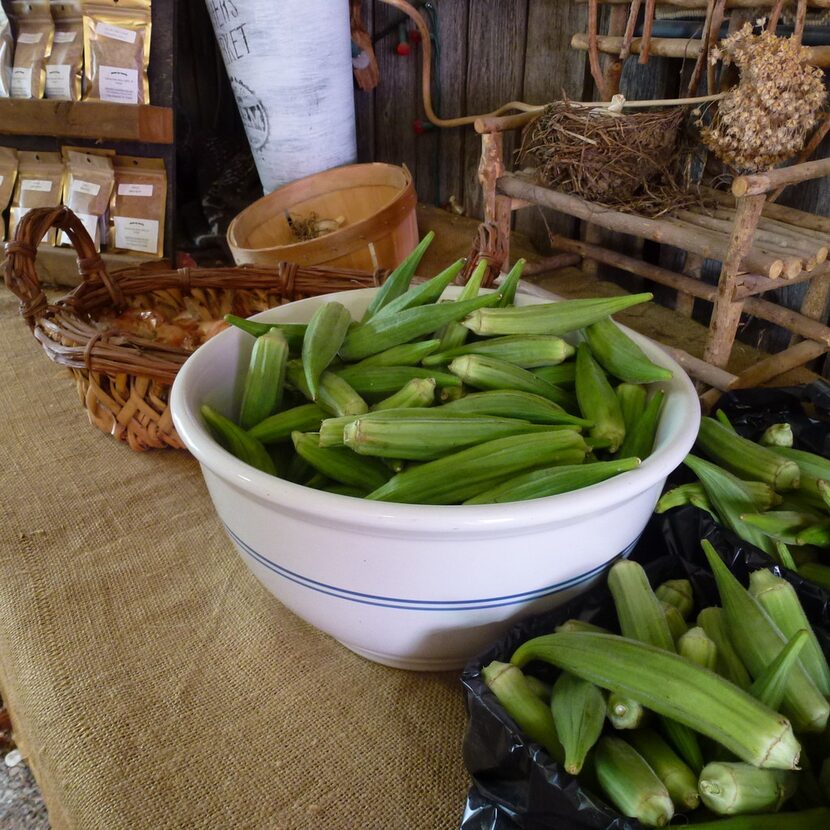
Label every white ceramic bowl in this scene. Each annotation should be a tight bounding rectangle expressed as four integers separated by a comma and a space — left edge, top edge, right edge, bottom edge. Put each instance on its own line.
171, 287, 700, 671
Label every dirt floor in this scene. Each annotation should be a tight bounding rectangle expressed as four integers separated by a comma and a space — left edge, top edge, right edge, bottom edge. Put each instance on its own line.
417, 204, 818, 387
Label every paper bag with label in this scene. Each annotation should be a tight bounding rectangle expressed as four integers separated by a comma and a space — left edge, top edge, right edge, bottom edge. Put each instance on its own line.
82, 0, 150, 105
0, 4, 13, 97
10, 0, 54, 98
10, 150, 63, 244
46, 0, 83, 100
60, 149, 114, 250
109, 155, 165, 257
0, 147, 19, 240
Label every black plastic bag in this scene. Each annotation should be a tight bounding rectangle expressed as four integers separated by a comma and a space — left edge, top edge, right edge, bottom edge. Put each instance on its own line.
460, 509, 830, 830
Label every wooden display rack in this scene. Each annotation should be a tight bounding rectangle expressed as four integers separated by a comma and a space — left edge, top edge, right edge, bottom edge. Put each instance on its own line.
475, 121, 830, 395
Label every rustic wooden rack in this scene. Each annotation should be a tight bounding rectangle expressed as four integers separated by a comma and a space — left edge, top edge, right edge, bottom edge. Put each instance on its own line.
476, 121, 830, 394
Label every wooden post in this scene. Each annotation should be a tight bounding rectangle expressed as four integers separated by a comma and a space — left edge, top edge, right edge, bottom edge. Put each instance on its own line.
478, 132, 512, 269
703, 194, 766, 368
603, 5, 629, 97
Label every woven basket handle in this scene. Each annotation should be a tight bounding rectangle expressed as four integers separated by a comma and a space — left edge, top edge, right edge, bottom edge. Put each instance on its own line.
3, 206, 123, 327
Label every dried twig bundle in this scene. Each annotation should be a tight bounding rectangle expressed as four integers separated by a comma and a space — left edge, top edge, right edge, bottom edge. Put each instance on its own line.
519, 101, 691, 216
699, 23, 827, 172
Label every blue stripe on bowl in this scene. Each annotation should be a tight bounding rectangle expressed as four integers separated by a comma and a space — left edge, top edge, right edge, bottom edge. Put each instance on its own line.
225, 524, 639, 611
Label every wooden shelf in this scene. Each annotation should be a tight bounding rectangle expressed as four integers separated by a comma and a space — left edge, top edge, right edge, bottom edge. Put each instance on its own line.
28, 245, 167, 288
0, 100, 173, 145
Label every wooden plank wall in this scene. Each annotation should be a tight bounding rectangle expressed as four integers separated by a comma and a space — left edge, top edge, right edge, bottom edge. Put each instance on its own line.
354, 0, 588, 247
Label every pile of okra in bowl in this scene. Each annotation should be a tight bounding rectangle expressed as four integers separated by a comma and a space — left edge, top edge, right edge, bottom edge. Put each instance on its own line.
170, 239, 700, 671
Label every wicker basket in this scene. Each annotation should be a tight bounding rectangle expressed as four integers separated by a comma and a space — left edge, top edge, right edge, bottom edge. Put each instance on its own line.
4, 207, 506, 451
3, 206, 389, 451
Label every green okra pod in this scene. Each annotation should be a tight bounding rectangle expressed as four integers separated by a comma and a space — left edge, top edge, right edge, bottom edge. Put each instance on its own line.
749, 568, 830, 697
342, 292, 501, 361
799, 562, 830, 591
677, 626, 717, 671
371, 257, 465, 319
370, 377, 436, 411
334, 365, 460, 397
655, 579, 694, 619
769, 446, 830, 505
247, 402, 327, 444
617, 389, 664, 461
583, 316, 672, 384
532, 362, 577, 388
361, 231, 435, 321
684, 454, 779, 557
481, 660, 564, 763
607, 693, 646, 730
238, 329, 289, 431
697, 606, 752, 690
701, 539, 829, 733
510, 631, 801, 770
291, 431, 390, 492
286, 360, 368, 417
760, 422, 795, 448
575, 342, 626, 454
750, 630, 810, 711
434, 259, 490, 351
627, 728, 700, 811
462, 292, 654, 336
593, 735, 675, 827
201, 405, 276, 476
616, 382, 647, 435
438, 389, 590, 427
350, 340, 441, 368
366, 430, 588, 504
697, 417, 801, 491
551, 672, 606, 775
343, 415, 558, 461
422, 334, 575, 369
464, 459, 638, 505
302, 301, 352, 401
448, 353, 577, 410
663, 602, 690, 645
698, 761, 797, 816
224, 314, 307, 350
496, 258, 526, 307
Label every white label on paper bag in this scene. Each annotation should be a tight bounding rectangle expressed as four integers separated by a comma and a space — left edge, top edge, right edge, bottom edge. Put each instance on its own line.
95, 22, 136, 43
60, 212, 100, 248
17, 32, 42, 44
10, 67, 32, 97
53, 30, 77, 43
45, 64, 72, 99
114, 216, 158, 253
14, 207, 52, 244
99, 66, 138, 104
117, 183, 153, 197
21, 179, 53, 193
0, 176, 4, 188
71, 179, 101, 197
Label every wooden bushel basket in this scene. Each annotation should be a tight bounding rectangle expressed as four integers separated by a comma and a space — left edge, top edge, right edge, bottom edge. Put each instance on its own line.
3, 207, 386, 451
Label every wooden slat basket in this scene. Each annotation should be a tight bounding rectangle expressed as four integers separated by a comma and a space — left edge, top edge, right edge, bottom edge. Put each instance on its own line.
2, 207, 387, 451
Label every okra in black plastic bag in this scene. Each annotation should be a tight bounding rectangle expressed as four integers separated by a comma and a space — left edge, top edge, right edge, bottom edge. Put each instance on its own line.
459, 509, 830, 830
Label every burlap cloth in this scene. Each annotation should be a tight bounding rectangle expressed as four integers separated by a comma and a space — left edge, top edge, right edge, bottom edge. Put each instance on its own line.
0, 286, 470, 829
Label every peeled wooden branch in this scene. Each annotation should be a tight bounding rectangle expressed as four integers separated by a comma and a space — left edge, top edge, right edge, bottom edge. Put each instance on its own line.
703, 186, 830, 235
570, 33, 830, 67
732, 158, 830, 196
548, 233, 830, 346
497, 174, 784, 277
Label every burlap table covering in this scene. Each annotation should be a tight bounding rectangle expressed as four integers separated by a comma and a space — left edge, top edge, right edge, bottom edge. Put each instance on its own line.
0, 287, 469, 829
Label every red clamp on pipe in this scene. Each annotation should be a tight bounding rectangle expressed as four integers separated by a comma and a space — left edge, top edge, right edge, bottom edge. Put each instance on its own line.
412, 119, 436, 135
395, 23, 411, 56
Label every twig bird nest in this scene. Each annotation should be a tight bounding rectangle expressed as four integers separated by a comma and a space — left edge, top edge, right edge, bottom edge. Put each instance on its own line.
519, 100, 690, 216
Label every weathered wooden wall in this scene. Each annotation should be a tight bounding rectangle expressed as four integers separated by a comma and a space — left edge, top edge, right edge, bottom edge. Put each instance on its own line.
355, 0, 589, 247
